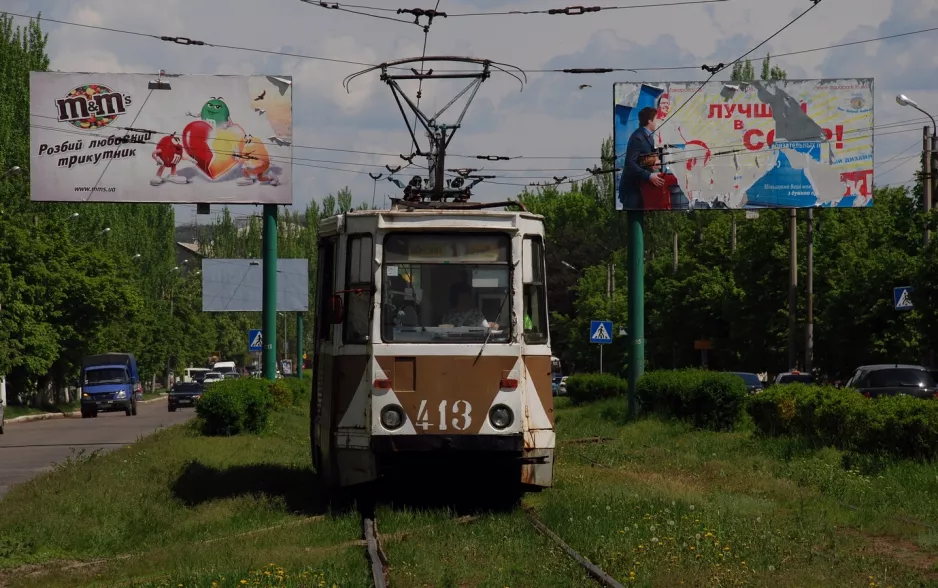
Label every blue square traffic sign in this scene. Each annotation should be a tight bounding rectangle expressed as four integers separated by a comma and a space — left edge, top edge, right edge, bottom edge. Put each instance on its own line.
590, 320, 613, 344
248, 329, 264, 351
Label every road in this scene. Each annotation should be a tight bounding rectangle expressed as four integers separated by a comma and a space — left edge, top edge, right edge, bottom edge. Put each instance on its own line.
0, 399, 191, 497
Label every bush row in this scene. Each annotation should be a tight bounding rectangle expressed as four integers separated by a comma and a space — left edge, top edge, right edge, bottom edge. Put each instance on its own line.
566, 373, 628, 405
747, 383, 938, 460
195, 376, 308, 436
636, 369, 748, 431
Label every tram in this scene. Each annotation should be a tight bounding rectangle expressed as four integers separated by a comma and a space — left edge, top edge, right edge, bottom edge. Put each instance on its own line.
310, 202, 555, 495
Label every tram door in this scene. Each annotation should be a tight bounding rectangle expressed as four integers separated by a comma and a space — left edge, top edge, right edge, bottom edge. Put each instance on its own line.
312, 236, 338, 475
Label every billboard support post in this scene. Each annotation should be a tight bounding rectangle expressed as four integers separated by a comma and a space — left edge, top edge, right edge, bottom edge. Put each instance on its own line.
626, 210, 644, 418
806, 208, 814, 373
262, 205, 278, 381
297, 313, 304, 379
788, 209, 798, 372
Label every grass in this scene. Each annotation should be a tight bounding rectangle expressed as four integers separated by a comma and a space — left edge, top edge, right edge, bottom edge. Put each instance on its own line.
3, 391, 938, 587
528, 397, 938, 587
0, 402, 369, 588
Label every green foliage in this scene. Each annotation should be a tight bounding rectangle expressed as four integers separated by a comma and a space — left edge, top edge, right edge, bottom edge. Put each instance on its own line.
267, 379, 294, 409
195, 379, 274, 435
280, 375, 312, 407
565, 373, 628, 405
747, 384, 938, 460
637, 370, 748, 431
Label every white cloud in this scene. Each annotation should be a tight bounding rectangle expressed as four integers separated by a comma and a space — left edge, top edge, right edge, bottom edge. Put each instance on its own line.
9, 0, 938, 222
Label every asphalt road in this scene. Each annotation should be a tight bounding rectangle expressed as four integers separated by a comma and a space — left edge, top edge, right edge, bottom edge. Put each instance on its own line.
0, 399, 192, 497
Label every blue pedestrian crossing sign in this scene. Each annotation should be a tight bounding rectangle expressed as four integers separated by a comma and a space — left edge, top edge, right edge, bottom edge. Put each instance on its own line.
248, 329, 264, 351
893, 286, 913, 311
590, 320, 613, 344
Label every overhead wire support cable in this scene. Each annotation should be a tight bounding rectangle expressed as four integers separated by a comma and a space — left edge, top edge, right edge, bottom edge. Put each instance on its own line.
301, 1, 418, 25
446, 0, 730, 17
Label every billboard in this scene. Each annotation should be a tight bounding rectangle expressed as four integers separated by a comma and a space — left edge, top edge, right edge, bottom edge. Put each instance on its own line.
29, 73, 293, 204
613, 79, 874, 211
202, 259, 309, 312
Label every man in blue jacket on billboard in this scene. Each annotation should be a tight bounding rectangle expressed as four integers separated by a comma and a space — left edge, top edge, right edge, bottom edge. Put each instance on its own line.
618, 106, 666, 209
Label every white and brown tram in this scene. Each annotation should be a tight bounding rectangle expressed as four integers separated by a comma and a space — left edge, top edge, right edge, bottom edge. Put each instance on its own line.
311, 203, 555, 495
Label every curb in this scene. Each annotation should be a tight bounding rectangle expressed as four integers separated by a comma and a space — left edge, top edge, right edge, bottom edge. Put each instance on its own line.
4, 395, 168, 425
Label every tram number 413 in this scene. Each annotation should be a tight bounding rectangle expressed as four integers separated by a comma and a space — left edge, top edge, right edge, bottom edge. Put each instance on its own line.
415, 399, 472, 431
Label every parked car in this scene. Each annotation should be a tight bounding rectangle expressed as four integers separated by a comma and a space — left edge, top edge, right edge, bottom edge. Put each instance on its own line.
168, 382, 203, 412
202, 372, 223, 385
845, 364, 938, 399
773, 371, 813, 385
728, 372, 764, 394
558, 376, 568, 396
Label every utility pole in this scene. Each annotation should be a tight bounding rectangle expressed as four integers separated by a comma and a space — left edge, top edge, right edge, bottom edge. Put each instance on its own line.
788, 209, 798, 372
297, 313, 304, 379
262, 205, 278, 380
805, 208, 814, 373
925, 126, 933, 246
730, 212, 737, 252
672, 232, 678, 272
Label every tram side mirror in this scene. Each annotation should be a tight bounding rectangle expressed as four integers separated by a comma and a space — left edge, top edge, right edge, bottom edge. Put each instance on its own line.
327, 295, 344, 324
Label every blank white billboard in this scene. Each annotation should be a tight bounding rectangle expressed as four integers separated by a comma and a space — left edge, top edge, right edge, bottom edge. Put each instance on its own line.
202, 259, 309, 312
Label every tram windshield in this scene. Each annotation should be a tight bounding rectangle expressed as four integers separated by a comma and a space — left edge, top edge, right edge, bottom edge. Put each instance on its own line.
382, 233, 512, 343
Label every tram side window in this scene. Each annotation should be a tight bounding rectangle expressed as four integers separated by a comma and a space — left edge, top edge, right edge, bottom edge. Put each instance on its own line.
344, 235, 374, 344
522, 236, 548, 344
317, 238, 337, 341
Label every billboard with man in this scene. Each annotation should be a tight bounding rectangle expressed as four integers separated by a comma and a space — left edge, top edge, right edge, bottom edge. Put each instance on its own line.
613, 79, 874, 211
29, 72, 293, 204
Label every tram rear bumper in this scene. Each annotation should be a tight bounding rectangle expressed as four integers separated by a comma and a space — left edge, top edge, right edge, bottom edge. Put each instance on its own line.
371, 434, 523, 453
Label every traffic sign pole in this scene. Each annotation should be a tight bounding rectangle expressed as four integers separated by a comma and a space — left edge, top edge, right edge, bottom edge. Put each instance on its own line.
296, 313, 304, 379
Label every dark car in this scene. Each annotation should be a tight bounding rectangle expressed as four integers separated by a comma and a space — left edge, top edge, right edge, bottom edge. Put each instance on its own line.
168, 382, 203, 412
773, 371, 814, 385
845, 364, 938, 399
729, 372, 764, 394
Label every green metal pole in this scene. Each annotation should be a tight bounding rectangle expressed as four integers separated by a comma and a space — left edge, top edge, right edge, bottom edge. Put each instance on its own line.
296, 313, 304, 378
262, 204, 278, 381
626, 210, 645, 418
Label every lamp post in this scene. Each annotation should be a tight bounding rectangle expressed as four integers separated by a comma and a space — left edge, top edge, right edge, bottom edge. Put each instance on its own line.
164, 266, 179, 389
896, 94, 937, 245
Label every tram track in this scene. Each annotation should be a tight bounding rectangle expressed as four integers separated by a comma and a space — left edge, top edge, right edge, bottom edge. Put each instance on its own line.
359, 502, 625, 587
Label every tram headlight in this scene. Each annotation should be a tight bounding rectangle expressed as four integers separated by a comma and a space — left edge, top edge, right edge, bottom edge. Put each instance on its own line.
380, 405, 405, 430
489, 404, 514, 430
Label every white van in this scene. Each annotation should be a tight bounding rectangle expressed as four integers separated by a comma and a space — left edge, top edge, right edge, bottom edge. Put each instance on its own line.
211, 361, 237, 376
183, 367, 211, 383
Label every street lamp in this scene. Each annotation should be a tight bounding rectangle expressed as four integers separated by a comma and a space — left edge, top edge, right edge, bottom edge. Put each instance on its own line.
68, 212, 79, 220
4, 166, 21, 178
164, 266, 179, 389
561, 260, 579, 273
99, 227, 110, 236
897, 94, 937, 132
132, 253, 141, 259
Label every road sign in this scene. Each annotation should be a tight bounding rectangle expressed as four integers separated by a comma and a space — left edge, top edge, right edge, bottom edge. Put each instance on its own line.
590, 320, 613, 344
248, 329, 263, 352
894, 286, 913, 311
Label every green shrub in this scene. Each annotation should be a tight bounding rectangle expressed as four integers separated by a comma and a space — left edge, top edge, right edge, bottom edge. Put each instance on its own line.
281, 376, 312, 407
566, 373, 628, 405
195, 385, 246, 435
637, 369, 747, 431
242, 384, 275, 433
195, 379, 274, 436
268, 380, 294, 409
746, 384, 938, 460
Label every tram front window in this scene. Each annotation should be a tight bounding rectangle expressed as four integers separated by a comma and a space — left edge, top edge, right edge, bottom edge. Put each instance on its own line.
382, 233, 511, 343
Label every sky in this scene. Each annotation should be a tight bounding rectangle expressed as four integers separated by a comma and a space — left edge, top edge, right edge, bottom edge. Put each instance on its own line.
7, 0, 938, 227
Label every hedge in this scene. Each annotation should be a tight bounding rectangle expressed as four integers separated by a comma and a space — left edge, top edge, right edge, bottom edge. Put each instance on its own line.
195, 378, 275, 436
566, 373, 628, 405
636, 369, 747, 431
747, 383, 938, 460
